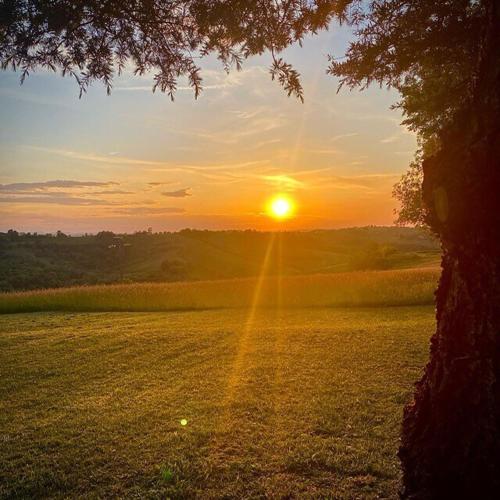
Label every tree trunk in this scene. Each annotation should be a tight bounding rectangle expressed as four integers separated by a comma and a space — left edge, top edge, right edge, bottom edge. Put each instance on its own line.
399, 2, 500, 498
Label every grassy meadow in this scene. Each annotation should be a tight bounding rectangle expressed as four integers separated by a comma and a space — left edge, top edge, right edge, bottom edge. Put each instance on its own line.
0, 267, 438, 314
0, 306, 433, 498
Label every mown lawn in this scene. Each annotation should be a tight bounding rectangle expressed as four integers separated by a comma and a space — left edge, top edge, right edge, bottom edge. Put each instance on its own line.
0, 307, 433, 498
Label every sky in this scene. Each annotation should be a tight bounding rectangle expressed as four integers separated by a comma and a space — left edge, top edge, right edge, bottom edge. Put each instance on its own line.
0, 23, 416, 234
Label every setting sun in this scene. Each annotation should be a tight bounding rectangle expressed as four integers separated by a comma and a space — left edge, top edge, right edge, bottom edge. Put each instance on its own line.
268, 195, 295, 220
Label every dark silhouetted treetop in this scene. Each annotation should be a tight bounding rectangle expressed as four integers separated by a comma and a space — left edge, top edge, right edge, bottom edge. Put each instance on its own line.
0, 0, 348, 100
1, 1, 488, 133
328, 0, 486, 139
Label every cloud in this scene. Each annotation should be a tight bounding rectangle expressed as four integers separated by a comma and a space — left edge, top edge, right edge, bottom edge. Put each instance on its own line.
148, 182, 173, 186
0, 87, 75, 109
321, 173, 400, 191
233, 115, 284, 139
0, 190, 72, 196
253, 138, 282, 149
27, 146, 270, 174
330, 132, 359, 142
27, 147, 165, 167
188, 167, 332, 189
0, 196, 114, 206
188, 104, 284, 145
162, 188, 191, 198
278, 167, 333, 178
190, 115, 283, 145
346, 112, 402, 125
92, 190, 134, 195
380, 133, 401, 144
0, 180, 118, 191
146, 159, 270, 175
230, 108, 266, 120
306, 148, 340, 156
114, 66, 267, 93
261, 175, 304, 189
114, 86, 154, 92
110, 207, 186, 215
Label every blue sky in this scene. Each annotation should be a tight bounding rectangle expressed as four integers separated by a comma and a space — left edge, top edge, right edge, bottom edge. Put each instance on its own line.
0, 23, 416, 233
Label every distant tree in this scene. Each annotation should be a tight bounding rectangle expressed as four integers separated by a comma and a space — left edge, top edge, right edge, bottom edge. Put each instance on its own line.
2, 1, 499, 497
7, 229, 19, 241
96, 231, 115, 239
96, 231, 115, 244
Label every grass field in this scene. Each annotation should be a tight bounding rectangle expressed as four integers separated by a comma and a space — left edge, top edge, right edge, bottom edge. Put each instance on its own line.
0, 306, 433, 498
0, 267, 438, 314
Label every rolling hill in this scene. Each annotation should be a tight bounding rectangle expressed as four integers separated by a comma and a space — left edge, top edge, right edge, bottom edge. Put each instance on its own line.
0, 226, 439, 292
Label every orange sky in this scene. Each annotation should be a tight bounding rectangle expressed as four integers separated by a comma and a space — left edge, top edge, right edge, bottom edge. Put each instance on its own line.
0, 25, 416, 234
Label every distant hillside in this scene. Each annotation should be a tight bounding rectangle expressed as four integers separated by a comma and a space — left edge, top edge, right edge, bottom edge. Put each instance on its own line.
0, 227, 440, 292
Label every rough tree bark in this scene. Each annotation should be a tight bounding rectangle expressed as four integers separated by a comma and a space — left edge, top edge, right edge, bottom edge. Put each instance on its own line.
399, 2, 500, 498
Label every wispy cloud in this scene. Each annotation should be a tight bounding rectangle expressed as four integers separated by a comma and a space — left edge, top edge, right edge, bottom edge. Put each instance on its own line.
321, 173, 400, 191
380, 133, 401, 144
233, 115, 284, 139
26, 146, 270, 176
110, 207, 186, 216
0, 87, 75, 109
282, 167, 333, 178
0, 196, 115, 206
230, 108, 266, 120
261, 175, 304, 190
162, 188, 191, 198
114, 66, 267, 93
330, 132, 359, 142
343, 112, 402, 125
252, 138, 282, 149
146, 159, 270, 175
0, 190, 72, 196
190, 114, 284, 145
0, 180, 117, 191
92, 190, 134, 195
27, 146, 165, 167
306, 148, 340, 156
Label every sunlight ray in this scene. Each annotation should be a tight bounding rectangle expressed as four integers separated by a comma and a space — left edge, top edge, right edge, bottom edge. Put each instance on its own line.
207, 233, 276, 452
277, 231, 283, 311
225, 232, 276, 401
288, 36, 328, 172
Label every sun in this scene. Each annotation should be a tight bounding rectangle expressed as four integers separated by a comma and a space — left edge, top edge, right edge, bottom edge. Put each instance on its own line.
267, 195, 295, 220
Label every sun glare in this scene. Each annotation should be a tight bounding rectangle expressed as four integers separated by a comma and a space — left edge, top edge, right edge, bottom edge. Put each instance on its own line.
268, 195, 294, 220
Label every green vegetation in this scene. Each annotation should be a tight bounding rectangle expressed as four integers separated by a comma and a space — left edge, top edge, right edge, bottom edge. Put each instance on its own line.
0, 227, 439, 292
0, 306, 433, 498
0, 268, 438, 314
